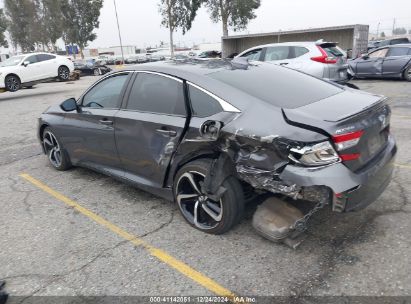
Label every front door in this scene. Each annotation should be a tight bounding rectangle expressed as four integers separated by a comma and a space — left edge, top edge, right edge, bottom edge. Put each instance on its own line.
356, 48, 388, 77
382, 47, 411, 77
115, 72, 188, 188
62, 72, 130, 172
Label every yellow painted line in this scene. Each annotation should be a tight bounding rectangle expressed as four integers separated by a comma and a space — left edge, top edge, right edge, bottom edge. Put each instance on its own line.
395, 163, 411, 170
19, 173, 235, 298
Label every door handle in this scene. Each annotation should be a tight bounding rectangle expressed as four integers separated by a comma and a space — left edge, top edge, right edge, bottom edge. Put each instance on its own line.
279, 62, 289, 66
99, 119, 113, 125
156, 129, 177, 137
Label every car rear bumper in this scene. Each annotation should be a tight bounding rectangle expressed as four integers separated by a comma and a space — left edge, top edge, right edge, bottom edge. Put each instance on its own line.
280, 135, 397, 212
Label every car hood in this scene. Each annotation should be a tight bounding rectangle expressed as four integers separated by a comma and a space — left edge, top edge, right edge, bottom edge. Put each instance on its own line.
0, 66, 18, 73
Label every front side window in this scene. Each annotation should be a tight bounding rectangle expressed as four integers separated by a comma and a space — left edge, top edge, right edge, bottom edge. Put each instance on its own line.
241, 49, 262, 61
188, 84, 223, 117
264, 46, 291, 61
387, 47, 409, 57
82, 73, 129, 108
369, 48, 388, 58
25, 55, 39, 64
126, 73, 186, 116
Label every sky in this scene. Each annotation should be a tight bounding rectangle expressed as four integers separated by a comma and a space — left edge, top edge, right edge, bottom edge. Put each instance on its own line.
1, 0, 411, 51
89, 0, 411, 49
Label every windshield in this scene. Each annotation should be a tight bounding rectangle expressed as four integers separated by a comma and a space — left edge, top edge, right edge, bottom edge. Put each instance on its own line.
0, 55, 25, 67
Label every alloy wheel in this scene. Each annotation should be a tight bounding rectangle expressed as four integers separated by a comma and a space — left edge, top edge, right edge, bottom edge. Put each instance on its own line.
6, 76, 20, 92
94, 68, 100, 76
59, 67, 70, 80
176, 171, 223, 230
43, 131, 62, 168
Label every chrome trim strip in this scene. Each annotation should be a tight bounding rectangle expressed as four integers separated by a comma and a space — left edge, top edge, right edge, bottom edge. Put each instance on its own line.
132, 70, 183, 83
187, 82, 241, 113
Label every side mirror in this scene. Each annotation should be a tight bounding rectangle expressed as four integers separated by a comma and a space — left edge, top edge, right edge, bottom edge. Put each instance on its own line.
60, 98, 78, 112
23, 61, 30, 67
361, 54, 369, 60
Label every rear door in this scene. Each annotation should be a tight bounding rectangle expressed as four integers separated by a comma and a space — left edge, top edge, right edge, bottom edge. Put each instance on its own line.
382, 47, 411, 76
115, 71, 188, 188
356, 48, 388, 77
37, 54, 58, 77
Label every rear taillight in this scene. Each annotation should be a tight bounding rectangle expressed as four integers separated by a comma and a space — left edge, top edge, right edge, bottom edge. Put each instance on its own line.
311, 46, 337, 64
332, 130, 364, 161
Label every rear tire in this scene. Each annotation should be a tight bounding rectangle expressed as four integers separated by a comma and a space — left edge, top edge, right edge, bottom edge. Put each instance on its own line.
404, 66, 411, 82
93, 68, 101, 76
5, 75, 21, 92
58, 66, 70, 81
174, 159, 244, 235
42, 127, 71, 171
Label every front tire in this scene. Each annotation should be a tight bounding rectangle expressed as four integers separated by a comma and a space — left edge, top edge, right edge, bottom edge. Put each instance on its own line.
93, 68, 101, 76
174, 159, 244, 235
404, 66, 411, 82
42, 128, 71, 171
58, 66, 70, 81
5, 75, 21, 92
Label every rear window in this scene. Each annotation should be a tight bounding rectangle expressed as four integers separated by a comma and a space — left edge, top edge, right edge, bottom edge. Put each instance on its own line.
323, 46, 344, 57
208, 63, 343, 109
388, 47, 410, 56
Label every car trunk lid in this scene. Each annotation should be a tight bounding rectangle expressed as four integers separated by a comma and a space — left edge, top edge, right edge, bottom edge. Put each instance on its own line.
283, 89, 391, 171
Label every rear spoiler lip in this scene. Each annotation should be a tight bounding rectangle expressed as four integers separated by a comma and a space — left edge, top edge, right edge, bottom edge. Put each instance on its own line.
324, 96, 388, 123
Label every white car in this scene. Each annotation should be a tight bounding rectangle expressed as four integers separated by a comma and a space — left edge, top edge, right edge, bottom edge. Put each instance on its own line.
0, 53, 74, 92
236, 41, 349, 84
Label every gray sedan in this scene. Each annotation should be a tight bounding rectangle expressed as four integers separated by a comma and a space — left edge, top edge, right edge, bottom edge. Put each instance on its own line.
348, 44, 411, 81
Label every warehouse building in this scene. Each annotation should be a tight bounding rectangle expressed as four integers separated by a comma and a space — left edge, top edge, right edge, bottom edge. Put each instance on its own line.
222, 24, 369, 58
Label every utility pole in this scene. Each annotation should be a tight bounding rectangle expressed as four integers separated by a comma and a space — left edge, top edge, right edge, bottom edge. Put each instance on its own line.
392, 18, 396, 36
376, 22, 380, 38
113, 0, 125, 64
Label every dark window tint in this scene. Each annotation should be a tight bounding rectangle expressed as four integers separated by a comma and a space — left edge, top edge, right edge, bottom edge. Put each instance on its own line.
387, 47, 410, 56
38, 54, 56, 61
209, 64, 343, 109
323, 46, 344, 57
82, 73, 128, 108
240, 49, 262, 61
293, 46, 309, 57
126, 73, 186, 115
188, 85, 223, 117
25, 55, 38, 64
264, 46, 291, 61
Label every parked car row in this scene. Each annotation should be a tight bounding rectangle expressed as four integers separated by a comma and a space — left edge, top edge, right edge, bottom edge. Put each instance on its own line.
0, 52, 74, 92
236, 39, 411, 83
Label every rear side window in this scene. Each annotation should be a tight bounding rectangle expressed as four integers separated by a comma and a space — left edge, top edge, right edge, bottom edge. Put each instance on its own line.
38, 54, 56, 61
209, 64, 343, 109
126, 73, 186, 116
82, 73, 129, 108
188, 84, 223, 117
387, 47, 410, 56
264, 46, 291, 61
293, 47, 309, 58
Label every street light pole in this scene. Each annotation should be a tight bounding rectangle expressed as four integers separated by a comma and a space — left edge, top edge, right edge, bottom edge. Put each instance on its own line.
113, 0, 125, 64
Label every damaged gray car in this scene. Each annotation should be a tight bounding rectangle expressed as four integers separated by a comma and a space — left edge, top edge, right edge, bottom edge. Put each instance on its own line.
37, 60, 397, 240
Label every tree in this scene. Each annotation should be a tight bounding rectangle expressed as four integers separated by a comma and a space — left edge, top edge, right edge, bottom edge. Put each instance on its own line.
4, 0, 38, 51
0, 9, 8, 48
39, 0, 65, 51
159, 0, 202, 57
205, 0, 261, 37
393, 27, 407, 35
380, 32, 386, 38
61, 0, 103, 58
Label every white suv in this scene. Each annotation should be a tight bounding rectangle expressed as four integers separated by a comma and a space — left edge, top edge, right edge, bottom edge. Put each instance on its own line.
0, 53, 74, 92
236, 41, 349, 84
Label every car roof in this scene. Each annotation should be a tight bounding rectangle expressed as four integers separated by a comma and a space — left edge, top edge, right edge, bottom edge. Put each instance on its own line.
242, 42, 317, 50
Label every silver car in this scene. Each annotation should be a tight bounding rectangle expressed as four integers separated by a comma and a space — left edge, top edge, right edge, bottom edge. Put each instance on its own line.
236, 41, 348, 84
